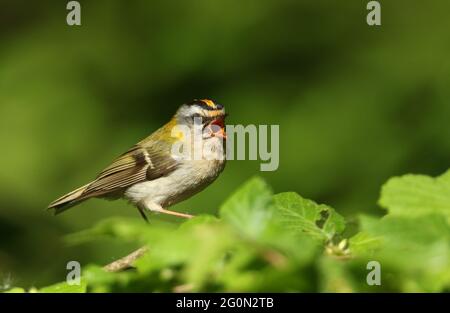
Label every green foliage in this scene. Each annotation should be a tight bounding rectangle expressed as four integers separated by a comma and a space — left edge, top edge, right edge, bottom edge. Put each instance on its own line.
358, 214, 450, 292
4, 170, 450, 292
273, 192, 345, 242
39, 279, 87, 293
379, 170, 450, 219
220, 177, 274, 240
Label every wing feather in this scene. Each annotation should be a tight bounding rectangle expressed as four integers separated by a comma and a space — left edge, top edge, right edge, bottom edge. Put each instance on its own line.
81, 141, 178, 198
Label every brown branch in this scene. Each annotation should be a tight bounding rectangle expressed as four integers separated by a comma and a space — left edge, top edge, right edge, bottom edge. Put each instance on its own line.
173, 283, 194, 293
103, 246, 149, 272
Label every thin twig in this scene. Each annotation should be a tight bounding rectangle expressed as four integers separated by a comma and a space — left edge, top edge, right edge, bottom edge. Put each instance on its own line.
103, 246, 149, 272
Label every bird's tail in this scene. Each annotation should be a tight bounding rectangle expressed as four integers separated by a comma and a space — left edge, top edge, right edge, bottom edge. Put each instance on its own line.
47, 183, 91, 215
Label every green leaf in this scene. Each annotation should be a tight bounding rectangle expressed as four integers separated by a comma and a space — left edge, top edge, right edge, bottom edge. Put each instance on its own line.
359, 214, 450, 292
39, 279, 87, 293
219, 176, 274, 239
3, 287, 26, 293
379, 170, 450, 218
348, 231, 382, 256
273, 192, 345, 241
83, 265, 141, 293
318, 256, 357, 292
134, 215, 235, 281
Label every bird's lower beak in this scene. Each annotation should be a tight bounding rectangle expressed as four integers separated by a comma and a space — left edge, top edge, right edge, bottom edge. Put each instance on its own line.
215, 127, 227, 139
206, 117, 227, 140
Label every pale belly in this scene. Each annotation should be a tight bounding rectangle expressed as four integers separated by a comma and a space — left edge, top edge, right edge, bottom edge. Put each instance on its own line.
124, 158, 225, 208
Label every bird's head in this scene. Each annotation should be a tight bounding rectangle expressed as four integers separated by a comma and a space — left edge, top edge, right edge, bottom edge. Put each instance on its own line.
175, 99, 227, 139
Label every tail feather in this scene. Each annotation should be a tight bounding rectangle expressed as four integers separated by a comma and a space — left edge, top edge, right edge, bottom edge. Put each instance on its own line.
47, 183, 91, 215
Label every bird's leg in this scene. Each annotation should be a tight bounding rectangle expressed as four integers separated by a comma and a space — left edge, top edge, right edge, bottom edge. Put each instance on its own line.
157, 208, 193, 219
136, 204, 149, 223
143, 200, 194, 219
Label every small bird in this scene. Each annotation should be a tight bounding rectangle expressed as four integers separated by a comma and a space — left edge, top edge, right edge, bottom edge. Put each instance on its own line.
48, 99, 227, 221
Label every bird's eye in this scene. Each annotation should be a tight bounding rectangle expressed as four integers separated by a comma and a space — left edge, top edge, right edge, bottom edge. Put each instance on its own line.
191, 113, 204, 124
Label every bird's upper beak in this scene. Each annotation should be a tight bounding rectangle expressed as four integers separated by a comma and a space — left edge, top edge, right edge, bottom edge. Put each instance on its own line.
207, 115, 227, 139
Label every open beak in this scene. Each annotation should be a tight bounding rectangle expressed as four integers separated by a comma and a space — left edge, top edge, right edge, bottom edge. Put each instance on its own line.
208, 116, 227, 139
215, 127, 227, 139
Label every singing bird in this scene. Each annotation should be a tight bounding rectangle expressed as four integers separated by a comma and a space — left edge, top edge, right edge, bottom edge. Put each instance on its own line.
48, 99, 227, 221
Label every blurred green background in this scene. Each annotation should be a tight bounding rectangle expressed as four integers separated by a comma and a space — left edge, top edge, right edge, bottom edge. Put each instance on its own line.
0, 0, 449, 288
